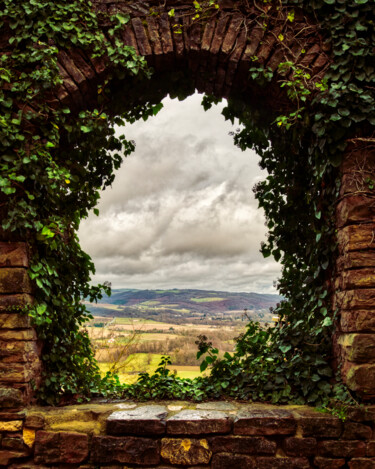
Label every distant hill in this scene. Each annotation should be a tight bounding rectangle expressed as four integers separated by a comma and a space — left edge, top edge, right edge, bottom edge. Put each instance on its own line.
86, 288, 282, 325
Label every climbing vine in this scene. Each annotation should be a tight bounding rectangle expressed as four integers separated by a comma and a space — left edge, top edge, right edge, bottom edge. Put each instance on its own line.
0, 0, 374, 405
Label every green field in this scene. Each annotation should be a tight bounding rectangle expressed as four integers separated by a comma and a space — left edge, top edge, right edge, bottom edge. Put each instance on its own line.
190, 297, 225, 303
98, 353, 201, 383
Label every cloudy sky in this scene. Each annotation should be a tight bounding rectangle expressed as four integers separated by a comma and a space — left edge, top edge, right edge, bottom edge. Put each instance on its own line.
78, 93, 280, 293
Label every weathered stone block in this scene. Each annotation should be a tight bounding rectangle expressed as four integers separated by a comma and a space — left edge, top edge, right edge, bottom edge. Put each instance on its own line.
167, 410, 232, 435
60, 431, 88, 464
34, 431, 60, 464
318, 440, 366, 458
211, 452, 254, 469
0, 340, 40, 363
338, 269, 375, 290
0, 450, 28, 466
342, 422, 372, 440
210, 435, 276, 455
349, 459, 375, 469
22, 427, 36, 448
0, 243, 28, 268
161, 438, 211, 465
0, 329, 37, 341
0, 420, 22, 432
0, 313, 30, 329
2, 437, 24, 450
255, 457, 310, 468
24, 414, 45, 429
337, 195, 375, 227
341, 311, 375, 332
34, 431, 88, 464
338, 224, 375, 254
334, 289, 375, 311
90, 435, 159, 465
337, 251, 375, 271
338, 333, 375, 363
234, 407, 296, 435
294, 409, 342, 437
367, 440, 375, 456
314, 456, 346, 468
107, 405, 167, 435
0, 387, 23, 408
0, 268, 32, 294
345, 364, 375, 395
0, 362, 39, 383
0, 294, 33, 311
283, 437, 317, 456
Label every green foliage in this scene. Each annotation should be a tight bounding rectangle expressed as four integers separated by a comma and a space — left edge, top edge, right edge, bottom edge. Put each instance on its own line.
1, 0, 374, 406
0, 0, 151, 404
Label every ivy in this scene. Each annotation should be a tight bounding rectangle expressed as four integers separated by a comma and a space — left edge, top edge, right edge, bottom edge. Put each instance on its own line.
1, 0, 374, 406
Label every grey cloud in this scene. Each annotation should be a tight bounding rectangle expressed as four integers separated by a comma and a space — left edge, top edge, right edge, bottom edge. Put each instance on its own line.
78, 93, 281, 293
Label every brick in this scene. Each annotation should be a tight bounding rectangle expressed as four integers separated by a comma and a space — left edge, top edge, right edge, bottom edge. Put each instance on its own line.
334, 289, 375, 311
0, 340, 39, 363
131, 18, 152, 57
0, 362, 39, 383
24, 414, 45, 429
349, 459, 375, 469
0, 421, 22, 432
341, 310, 375, 332
0, 450, 27, 466
167, 410, 232, 435
0, 268, 32, 294
283, 437, 317, 456
234, 408, 296, 436
0, 294, 33, 311
314, 457, 346, 468
161, 438, 211, 465
318, 440, 366, 458
368, 441, 375, 456
211, 436, 276, 455
337, 195, 375, 227
0, 388, 23, 408
221, 14, 243, 57
60, 431, 88, 464
338, 269, 375, 290
294, 409, 342, 437
255, 457, 310, 468
34, 431, 60, 464
121, 24, 139, 54
338, 333, 375, 363
0, 243, 28, 268
2, 437, 24, 450
337, 251, 375, 271
337, 224, 375, 254
0, 329, 37, 341
342, 422, 372, 440
0, 313, 30, 329
344, 364, 375, 395
91, 435, 159, 465
212, 453, 255, 469
107, 405, 167, 435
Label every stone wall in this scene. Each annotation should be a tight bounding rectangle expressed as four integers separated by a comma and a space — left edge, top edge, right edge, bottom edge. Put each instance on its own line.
335, 145, 375, 398
0, 242, 41, 407
2, 400, 375, 468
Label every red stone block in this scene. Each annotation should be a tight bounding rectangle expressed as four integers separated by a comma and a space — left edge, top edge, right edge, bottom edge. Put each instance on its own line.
342, 422, 372, 440
0, 243, 28, 268
318, 440, 366, 458
210, 436, 276, 455
283, 436, 317, 456
212, 452, 255, 469
234, 408, 296, 436
314, 456, 346, 468
349, 459, 375, 469
255, 457, 310, 468
60, 431, 88, 464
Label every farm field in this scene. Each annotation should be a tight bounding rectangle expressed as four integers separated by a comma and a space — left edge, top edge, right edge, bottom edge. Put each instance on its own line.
85, 288, 280, 383
87, 317, 240, 383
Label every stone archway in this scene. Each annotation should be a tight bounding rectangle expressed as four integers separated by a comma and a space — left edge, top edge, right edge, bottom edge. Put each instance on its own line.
0, 0, 374, 406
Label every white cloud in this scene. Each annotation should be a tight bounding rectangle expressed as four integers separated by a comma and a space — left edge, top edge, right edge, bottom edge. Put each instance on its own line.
78, 93, 280, 293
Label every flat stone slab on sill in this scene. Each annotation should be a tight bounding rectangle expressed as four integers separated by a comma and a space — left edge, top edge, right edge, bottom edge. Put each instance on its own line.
167, 409, 232, 434
107, 405, 168, 435
234, 407, 296, 435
